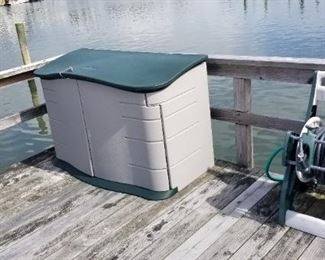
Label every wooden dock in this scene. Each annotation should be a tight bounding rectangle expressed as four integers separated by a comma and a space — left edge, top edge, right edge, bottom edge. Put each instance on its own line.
0, 149, 324, 260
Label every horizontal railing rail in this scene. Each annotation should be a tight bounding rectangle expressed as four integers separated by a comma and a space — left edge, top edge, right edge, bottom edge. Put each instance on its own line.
0, 56, 60, 88
1, 54, 325, 167
0, 104, 47, 131
210, 108, 304, 133
207, 55, 325, 84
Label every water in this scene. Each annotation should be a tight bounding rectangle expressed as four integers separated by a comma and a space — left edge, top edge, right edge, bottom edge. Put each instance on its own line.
0, 0, 325, 171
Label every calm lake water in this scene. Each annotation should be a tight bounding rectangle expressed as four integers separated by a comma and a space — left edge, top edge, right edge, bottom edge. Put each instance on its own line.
0, 0, 325, 171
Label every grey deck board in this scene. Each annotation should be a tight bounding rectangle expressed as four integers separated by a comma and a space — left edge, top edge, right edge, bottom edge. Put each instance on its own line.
164, 176, 276, 260
263, 196, 324, 260
100, 168, 259, 260
0, 151, 324, 260
197, 186, 281, 260
299, 237, 325, 260
229, 192, 319, 260
70, 167, 231, 260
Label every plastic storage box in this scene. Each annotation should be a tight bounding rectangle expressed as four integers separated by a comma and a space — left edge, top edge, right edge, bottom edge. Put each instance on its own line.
34, 49, 214, 199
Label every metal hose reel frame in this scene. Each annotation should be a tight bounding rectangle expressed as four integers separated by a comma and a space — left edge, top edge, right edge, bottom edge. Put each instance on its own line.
265, 71, 325, 238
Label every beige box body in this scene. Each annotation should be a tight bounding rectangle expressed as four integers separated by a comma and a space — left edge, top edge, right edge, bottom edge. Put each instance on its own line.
42, 62, 214, 192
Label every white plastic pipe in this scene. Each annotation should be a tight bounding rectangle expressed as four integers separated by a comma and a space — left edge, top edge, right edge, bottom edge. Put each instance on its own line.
286, 210, 325, 238
313, 70, 325, 105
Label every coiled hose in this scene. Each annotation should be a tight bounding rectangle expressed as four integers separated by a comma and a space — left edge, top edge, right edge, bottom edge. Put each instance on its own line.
314, 127, 325, 183
266, 128, 325, 183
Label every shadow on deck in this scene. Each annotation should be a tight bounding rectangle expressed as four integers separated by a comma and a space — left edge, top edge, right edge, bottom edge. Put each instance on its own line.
0, 149, 324, 260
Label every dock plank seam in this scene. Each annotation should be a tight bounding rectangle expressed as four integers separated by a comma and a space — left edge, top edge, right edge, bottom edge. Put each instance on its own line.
71, 166, 258, 259
106, 171, 254, 260
232, 194, 324, 260
164, 176, 276, 260
0, 188, 125, 259
196, 185, 281, 260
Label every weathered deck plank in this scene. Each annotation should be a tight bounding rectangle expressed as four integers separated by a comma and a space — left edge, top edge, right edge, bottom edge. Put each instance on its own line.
164, 176, 276, 260
263, 197, 324, 260
299, 237, 325, 260
133, 174, 260, 260
0, 166, 81, 229
231, 213, 288, 259
136, 182, 276, 260
71, 166, 250, 259
0, 150, 57, 198
230, 194, 318, 259
0, 189, 126, 259
0, 152, 57, 201
100, 169, 259, 260
196, 186, 281, 260
264, 229, 314, 260
0, 152, 324, 260
43, 196, 145, 259
0, 181, 88, 235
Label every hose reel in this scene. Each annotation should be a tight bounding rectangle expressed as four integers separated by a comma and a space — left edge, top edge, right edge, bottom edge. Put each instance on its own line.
265, 71, 325, 238
284, 117, 325, 185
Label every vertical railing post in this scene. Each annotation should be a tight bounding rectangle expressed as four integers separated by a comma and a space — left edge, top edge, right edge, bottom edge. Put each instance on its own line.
233, 78, 254, 168
15, 23, 48, 134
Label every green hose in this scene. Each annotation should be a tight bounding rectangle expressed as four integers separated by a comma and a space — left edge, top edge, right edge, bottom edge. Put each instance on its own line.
265, 145, 285, 182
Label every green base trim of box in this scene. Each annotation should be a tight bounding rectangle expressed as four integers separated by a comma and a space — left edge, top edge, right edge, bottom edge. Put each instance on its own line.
53, 158, 178, 201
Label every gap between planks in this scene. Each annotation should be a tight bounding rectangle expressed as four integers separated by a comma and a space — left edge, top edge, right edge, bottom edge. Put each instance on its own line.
52, 165, 260, 259
93, 167, 258, 260
164, 176, 276, 260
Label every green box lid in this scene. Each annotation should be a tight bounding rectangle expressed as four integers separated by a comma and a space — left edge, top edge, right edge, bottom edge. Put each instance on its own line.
34, 48, 207, 93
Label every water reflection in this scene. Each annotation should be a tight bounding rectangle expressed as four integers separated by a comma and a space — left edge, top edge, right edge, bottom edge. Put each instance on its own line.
243, 0, 247, 13
1, 0, 325, 67
0, 119, 52, 172
299, 0, 304, 14
27, 79, 48, 135
242, 0, 324, 15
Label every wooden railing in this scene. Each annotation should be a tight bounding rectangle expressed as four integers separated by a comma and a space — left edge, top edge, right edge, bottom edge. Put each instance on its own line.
1, 55, 325, 167
207, 55, 325, 167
